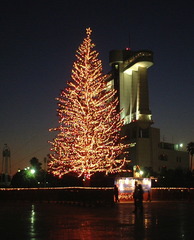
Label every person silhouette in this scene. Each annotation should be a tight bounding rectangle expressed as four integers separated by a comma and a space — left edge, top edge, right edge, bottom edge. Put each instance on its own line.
136, 184, 144, 213
133, 181, 138, 212
114, 184, 119, 203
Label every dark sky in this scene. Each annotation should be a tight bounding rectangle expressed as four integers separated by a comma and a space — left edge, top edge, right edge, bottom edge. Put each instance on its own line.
1, 0, 194, 174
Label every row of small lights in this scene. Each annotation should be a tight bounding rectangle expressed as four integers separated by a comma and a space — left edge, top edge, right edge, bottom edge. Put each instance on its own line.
18, 167, 36, 175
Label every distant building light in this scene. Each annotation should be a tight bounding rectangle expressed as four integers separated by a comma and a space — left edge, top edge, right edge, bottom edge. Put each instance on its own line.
140, 170, 144, 175
30, 169, 35, 174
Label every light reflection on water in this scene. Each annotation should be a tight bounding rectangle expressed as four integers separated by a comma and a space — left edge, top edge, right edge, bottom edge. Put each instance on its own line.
30, 204, 36, 238
0, 201, 194, 239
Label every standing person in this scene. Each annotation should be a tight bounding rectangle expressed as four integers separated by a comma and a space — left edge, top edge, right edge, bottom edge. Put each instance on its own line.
136, 184, 144, 213
133, 181, 138, 212
114, 184, 119, 203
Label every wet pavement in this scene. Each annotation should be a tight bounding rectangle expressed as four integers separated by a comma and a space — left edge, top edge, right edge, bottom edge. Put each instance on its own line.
0, 201, 194, 240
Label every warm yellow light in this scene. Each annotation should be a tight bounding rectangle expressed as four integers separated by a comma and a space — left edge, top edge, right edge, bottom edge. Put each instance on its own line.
119, 182, 124, 191
125, 178, 129, 184
140, 170, 144, 175
48, 28, 129, 178
124, 61, 153, 75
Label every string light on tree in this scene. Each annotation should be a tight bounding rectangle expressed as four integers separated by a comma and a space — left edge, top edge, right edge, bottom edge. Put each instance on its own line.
49, 28, 129, 179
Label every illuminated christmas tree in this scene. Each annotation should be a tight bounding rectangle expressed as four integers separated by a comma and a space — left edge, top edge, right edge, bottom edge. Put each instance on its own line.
49, 28, 128, 179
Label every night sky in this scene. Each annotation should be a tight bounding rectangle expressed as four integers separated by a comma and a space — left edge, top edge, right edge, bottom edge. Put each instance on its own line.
1, 0, 194, 174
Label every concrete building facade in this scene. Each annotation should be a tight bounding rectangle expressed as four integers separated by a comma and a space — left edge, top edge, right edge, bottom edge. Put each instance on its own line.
108, 48, 189, 174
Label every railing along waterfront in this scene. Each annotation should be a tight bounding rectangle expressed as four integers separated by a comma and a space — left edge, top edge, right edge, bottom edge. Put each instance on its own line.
151, 187, 194, 201
0, 187, 194, 204
0, 187, 115, 206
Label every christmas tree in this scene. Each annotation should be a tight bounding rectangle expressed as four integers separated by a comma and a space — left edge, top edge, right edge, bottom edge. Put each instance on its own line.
49, 28, 128, 179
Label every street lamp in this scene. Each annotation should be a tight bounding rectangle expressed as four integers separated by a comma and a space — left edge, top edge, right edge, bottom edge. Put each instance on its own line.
139, 170, 144, 176
30, 169, 36, 175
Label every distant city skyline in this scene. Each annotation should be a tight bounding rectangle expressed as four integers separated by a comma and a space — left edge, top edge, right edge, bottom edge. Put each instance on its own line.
1, 0, 193, 175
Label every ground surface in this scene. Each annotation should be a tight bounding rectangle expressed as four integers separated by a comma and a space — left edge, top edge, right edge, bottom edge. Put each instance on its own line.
0, 201, 194, 240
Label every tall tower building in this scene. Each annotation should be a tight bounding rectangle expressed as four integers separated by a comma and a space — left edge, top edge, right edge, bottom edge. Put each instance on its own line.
1, 144, 11, 186
109, 48, 153, 128
109, 48, 155, 170
2, 144, 11, 175
108, 48, 188, 173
